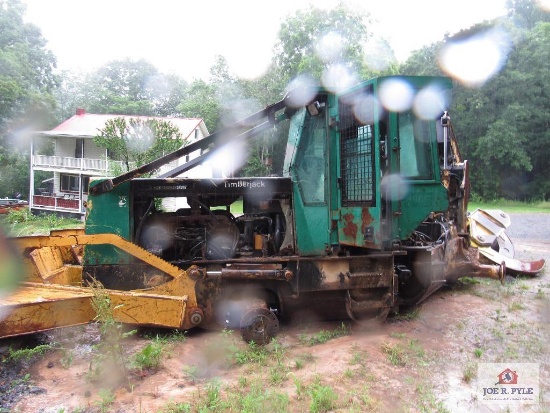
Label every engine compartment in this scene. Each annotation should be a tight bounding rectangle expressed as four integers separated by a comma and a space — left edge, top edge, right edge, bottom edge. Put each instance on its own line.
137, 204, 288, 263
131, 177, 294, 264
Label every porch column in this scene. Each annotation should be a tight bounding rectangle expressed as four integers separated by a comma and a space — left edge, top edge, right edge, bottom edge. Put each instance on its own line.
29, 137, 35, 206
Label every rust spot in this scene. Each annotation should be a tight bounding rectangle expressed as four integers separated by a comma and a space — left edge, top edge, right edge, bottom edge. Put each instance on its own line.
343, 213, 357, 239
361, 207, 373, 233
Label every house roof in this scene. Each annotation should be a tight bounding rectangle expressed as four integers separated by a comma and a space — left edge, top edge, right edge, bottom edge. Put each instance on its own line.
36, 110, 208, 141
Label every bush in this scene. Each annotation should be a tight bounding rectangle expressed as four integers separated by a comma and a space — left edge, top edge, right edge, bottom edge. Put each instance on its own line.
5, 207, 34, 224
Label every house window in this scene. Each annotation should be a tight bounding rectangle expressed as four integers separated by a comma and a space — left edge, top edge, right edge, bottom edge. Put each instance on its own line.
82, 177, 90, 194
60, 174, 79, 192
75, 139, 84, 158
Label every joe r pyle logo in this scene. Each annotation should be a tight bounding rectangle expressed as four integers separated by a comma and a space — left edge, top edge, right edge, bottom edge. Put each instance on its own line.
479, 363, 539, 405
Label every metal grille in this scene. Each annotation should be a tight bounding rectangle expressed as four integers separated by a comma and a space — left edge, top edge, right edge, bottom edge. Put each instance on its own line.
340, 116, 374, 205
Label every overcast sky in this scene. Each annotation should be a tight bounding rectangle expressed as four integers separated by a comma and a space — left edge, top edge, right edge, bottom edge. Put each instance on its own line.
21, 0, 515, 81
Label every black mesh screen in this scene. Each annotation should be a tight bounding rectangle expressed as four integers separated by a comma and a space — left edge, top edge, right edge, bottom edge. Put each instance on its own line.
340, 98, 375, 206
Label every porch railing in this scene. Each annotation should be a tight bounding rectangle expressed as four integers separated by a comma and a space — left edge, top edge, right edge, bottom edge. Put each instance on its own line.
32, 195, 81, 212
32, 155, 135, 173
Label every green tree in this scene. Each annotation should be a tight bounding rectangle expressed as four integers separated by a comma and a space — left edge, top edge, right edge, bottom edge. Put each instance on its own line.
506, 0, 550, 29
273, 3, 371, 84
178, 79, 221, 132
94, 118, 186, 172
54, 60, 189, 121
0, 0, 58, 198
502, 21, 550, 199
71, 59, 188, 117
398, 43, 443, 76
83, 58, 156, 115
448, 18, 550, 199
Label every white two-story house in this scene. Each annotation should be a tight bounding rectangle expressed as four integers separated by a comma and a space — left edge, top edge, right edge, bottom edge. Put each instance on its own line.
29, 108, 210, 219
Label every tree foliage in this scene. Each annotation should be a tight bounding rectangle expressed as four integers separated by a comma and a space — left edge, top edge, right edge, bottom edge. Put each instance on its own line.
452, 19, 550, 199
177, 79, 220, 132
273, 3, 371, 83
1, 0, 548, 201
55, 59, 188, 120
94, 118, 186, 172
0, 0, 57, 198
397, 0, 550, 200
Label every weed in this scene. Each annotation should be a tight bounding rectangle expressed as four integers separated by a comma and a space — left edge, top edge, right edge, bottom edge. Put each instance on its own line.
473, 348, 483, 358
227, 381, 289, 412
415, 382, 450, 413
234, 340, 269, 365
298, 323, 350, 346
349, 350, 362, 365
11, 373, 31, 387
346, 385, 380, 412
5, 209, 83, 236
237, 375, 248, 388
95, 389, 115, 412
381, 342, 407, 366
5, 207, 35, 224
7, 344, 52, 362
268, 364, 287, 385
291, 374, 305, 400
159, 401, 191, 413
132, 338, 164, 371
490, 326, 504, 340
462, 361, 477, 383
393, 308, 421, 321
195, 380, 225, 412
309, 380, 338, 413
85, 279, 131, 386
408, 338, 426, 361
143, 328, 187, 344
183, 365, 201, 383
508, 300, 526, 311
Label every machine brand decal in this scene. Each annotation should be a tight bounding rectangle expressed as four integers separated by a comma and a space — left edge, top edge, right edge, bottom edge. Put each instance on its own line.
152, 185, 188, 190
225, 181, 266, 189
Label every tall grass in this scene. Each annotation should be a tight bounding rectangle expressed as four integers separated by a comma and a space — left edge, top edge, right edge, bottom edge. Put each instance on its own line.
1, 207, 83, 236
469, 199, 550, 214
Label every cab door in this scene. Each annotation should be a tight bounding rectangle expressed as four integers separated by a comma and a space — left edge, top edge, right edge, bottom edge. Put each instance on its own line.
335, 84, 382, 249
287, 106, 330, 256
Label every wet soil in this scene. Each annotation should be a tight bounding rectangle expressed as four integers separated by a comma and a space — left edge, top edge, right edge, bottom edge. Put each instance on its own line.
1, 214, 549, 412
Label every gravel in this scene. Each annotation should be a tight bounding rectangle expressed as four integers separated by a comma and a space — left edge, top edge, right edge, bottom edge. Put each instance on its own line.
506, 213, 549, 240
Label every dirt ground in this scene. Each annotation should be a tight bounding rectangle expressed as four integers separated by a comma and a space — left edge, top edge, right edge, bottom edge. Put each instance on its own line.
1, 214, 549, 413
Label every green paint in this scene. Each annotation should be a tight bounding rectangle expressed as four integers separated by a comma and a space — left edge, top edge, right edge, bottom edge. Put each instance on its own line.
84, 179, 132, 265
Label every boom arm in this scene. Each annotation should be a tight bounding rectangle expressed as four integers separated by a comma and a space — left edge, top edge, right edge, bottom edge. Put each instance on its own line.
89, 97, 293, 195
